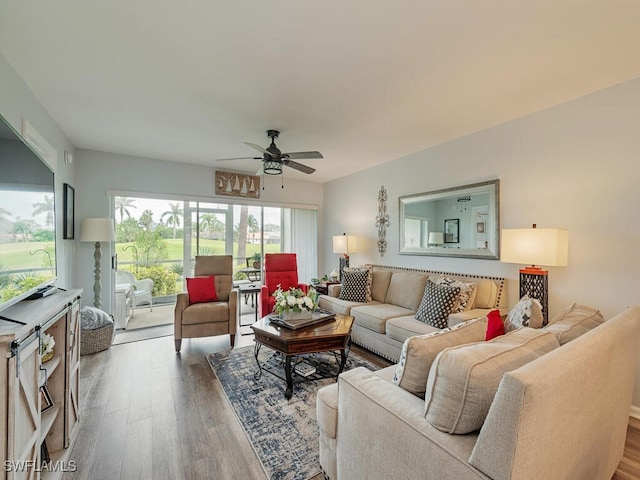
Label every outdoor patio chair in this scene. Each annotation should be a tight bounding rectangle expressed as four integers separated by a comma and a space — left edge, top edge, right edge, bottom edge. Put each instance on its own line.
115, 270, 153, 313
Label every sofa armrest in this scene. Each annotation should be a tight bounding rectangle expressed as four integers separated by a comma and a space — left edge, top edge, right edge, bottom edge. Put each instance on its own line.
336, 368, 484, 480
328, 284, 341, 297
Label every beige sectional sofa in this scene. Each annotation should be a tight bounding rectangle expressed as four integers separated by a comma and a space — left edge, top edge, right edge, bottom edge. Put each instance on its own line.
318, 264, 507, 361
316, 305, 640, 480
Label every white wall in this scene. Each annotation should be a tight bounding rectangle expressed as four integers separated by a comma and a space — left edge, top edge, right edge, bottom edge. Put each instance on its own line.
0, 53, 77, 290
323, 76, 640, 407
74, 149, 324, 313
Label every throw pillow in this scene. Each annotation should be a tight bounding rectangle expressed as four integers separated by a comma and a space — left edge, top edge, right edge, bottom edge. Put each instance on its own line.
186, 276, 218, 305
392, 316, 488, 398
435, 276, 477, 312
504, 294, 544, 331
415, 280, 460, 329
424, 328, 559, 434
485, 309, 505, 340
543, 303, 605, 345
338, 268, 370, 302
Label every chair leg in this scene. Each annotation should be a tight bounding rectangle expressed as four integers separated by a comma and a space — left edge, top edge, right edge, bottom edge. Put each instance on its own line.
230, 334, 235, 348
175, 338, 182, 352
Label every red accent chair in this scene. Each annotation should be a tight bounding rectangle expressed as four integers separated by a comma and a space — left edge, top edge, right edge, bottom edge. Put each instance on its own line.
259, 253, 308, 317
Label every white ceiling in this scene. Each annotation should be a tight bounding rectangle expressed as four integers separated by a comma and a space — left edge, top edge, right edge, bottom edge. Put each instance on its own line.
2, 1, 640, 183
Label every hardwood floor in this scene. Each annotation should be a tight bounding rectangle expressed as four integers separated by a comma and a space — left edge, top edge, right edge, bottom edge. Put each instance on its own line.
63, 329, 640, 480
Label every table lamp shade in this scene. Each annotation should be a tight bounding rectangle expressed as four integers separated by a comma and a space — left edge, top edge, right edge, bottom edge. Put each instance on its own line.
501, 228, 568, 267
80, 218, 116, 243
333, 235, 358, 255
428, 232, 444, 245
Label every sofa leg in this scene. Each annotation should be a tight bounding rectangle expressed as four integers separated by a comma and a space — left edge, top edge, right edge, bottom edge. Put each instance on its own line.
230, 334, 235, 348
175, 338, 181, 352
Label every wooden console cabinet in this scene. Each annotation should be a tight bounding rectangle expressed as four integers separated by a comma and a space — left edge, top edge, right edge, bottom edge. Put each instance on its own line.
0, 289, 82, 479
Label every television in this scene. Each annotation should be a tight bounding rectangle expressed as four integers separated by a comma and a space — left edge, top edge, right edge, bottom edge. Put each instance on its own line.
0, 115, 57, 314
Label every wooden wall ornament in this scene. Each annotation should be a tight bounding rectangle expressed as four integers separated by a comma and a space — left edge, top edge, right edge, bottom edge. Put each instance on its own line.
375, 186, 390, 257
215, 171, 260, 198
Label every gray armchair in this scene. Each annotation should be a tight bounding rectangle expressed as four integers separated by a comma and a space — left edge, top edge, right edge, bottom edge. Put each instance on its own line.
174, 255, 237, 352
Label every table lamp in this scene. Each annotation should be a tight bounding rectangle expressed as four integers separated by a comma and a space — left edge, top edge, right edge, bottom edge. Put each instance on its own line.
501, 224, 568, 324
80, 218, 116, 308
332, 233, 358, 281
428, 232, 444, 247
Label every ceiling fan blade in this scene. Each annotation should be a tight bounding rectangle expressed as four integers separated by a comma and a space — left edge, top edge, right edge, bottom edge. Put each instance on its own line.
284, 159, 316, 174
244, 142, 271, 155
283, 151, 323, 160
216, 156, 262, 161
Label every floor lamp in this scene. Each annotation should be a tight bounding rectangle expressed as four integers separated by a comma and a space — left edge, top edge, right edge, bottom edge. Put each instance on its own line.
80, 218, 116, 309
501, 224, 568, 325
332, 233, 358, 281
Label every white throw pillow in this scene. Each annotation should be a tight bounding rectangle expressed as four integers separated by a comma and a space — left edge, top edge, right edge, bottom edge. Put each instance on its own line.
504, 294, 544, 331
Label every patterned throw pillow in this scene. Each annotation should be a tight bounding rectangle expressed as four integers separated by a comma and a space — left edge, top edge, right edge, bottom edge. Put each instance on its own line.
504, 294, 544, 331
338, 268, 370, 302
415, 280, 461, 329
435, 276, 477, 312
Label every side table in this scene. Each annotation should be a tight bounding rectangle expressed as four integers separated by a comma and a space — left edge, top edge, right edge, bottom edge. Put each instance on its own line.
115, 283, 133, 329
315, 281, 340, 295
238, 283, 261, 335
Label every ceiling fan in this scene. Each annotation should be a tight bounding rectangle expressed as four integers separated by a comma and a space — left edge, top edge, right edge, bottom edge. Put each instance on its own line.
216, 129, 323, 175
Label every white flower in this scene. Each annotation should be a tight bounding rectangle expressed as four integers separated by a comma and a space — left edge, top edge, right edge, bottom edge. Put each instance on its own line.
304, 296, 314, 308
287, 295, 297, 306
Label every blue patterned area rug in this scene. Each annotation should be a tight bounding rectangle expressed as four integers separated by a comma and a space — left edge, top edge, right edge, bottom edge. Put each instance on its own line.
206, 346, 379, 480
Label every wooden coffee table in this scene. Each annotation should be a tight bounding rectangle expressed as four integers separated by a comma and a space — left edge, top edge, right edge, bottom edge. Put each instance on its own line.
251, 313, 354, 399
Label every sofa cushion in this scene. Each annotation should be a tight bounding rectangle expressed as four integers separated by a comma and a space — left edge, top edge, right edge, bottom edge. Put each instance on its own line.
392, 316, 488, 398
351, 304, 415, 334
435, 276, 477, 312
473, 278, 498, 308
424, 328, 559, 434
385, 315, 441, 344
385, 272, 428, 311
182, 301, 231, 325
505, 294, 544, 331
318, 295, 376, 316
416, 280, 460, 329
339, 268, 371, 302
370, 268, 393, 303
543, 303, 605, 345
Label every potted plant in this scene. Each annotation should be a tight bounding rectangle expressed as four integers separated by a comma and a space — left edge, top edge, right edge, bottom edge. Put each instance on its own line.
251, 253, 261, 269
273, 285, 318, 320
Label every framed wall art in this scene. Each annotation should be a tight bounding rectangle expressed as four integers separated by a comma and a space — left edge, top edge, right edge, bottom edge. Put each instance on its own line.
444, 218, 459, 243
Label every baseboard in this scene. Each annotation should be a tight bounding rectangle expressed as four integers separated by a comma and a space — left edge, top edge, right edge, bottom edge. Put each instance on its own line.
630, 405, 640, 420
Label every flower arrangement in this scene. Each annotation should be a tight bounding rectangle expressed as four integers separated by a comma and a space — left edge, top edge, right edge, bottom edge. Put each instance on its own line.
273, 285, 318, 319
40, 332, 55, 363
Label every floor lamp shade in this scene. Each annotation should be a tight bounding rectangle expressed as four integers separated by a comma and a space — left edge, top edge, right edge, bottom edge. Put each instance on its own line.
501, 226, 568, 325
428, 232, 444, 246
80, 218, 116, 309
333, 234, 358, 281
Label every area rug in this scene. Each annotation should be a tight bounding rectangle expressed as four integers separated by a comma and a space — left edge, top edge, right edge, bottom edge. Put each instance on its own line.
206, 346, 380, 480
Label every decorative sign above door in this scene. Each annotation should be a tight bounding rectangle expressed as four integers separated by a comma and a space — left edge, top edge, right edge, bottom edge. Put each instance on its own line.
215, 170, 261, 198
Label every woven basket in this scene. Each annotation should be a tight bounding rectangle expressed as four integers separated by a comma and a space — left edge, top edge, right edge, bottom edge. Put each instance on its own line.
81, 321, 114, 356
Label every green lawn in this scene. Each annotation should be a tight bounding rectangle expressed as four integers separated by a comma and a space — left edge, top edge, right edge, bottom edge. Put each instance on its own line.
0, 241, 55, 270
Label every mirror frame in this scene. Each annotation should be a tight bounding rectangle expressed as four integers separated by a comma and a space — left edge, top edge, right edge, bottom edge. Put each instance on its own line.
399, 179, 500, 259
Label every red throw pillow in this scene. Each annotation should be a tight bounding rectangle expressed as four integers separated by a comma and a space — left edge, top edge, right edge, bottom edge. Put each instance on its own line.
186, 276, 218, 305
485, 309, 505, 340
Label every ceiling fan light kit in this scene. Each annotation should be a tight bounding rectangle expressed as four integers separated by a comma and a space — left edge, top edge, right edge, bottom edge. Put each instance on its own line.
216, 129, 323, 180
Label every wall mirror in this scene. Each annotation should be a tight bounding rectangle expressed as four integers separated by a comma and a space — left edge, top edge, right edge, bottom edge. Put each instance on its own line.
399, 179, 500, 259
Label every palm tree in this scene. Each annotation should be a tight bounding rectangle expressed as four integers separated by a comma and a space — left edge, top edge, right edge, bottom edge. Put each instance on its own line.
138, 210, 154, 231
115, 197, 137, 223
32, 194, 54, 227
12, 217, 34, 241
161, 202, 183, 239
199, 213, 215, 239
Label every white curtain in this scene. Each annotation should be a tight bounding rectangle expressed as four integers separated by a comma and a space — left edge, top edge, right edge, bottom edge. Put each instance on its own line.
283, 208, 318, 284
